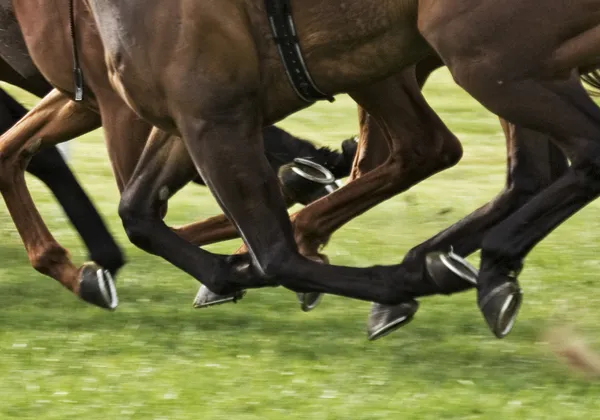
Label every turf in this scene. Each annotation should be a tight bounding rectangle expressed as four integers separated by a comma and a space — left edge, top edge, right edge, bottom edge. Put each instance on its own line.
1, 70, 599, 419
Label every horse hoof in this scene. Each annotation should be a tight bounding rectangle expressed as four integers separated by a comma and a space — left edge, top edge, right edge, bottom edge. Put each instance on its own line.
426, 249, 478, 293
297, 292, 323, 312
78, 263, 118, 310
278, 158, 338, 205
478, 281, 523, 339
367, 300, 419, 341
193, 285, 247, 308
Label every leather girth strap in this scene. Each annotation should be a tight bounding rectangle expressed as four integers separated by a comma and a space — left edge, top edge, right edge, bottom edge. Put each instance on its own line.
265, 0, 334, 103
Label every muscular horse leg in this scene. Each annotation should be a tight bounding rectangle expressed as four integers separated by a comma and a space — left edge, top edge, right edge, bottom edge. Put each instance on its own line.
117, 126, 277, 296
292, 69, 463, 260
0, 88, 125, 274
0, 89, 117, 309
433, 63, 600, 338
404, 121, 568, 272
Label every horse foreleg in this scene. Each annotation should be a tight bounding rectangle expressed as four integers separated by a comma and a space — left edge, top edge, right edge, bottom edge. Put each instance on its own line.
0, 89, 116, 309
0, 88, 126, 275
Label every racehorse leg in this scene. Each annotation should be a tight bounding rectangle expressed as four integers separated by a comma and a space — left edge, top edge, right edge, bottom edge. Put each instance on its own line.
435, 69, 600, 337
142, 81, 471, 309
118, 127, 278, 296
377, 122, 569, 341
0, 88, 125, 275
293, 69, 463, 260
286, 69, 471, 339
404, 120, 568, 265
27, 146, 125, 274
0, 89, 117, 309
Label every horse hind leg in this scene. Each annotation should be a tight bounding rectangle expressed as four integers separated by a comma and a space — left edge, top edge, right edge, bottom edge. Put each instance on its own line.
442, 60, 600, 337
0, 89, 117, 309
403, 119, 568, 283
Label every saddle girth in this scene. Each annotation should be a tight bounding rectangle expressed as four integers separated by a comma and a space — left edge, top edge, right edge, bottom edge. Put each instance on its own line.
265, 0, 334, 103
69, 0, 84, 101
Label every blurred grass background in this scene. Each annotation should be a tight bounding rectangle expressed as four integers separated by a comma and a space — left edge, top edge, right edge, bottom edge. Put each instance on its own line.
0, 70, 599, 419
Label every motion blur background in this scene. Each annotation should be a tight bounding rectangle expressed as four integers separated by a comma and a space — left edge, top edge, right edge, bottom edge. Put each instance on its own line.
0, 70, 598, 419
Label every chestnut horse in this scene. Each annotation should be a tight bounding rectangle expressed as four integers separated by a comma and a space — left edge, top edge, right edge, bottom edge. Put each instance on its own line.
64, 0, 600, 339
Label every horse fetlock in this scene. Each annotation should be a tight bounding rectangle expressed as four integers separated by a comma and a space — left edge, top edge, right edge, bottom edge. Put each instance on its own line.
29, 244, 70, 275
89, 247, 125, 276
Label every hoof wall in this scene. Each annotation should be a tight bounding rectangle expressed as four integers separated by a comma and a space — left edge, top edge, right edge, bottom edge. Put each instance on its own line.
426, 249, 478, 293
297, 292, 323, 312
367, 300, 419, 341
193, 285, 247, 308
479, 282, 523, 339
78, 263, 118, 310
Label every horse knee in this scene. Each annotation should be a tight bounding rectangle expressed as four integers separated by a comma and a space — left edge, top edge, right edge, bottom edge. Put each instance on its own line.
118, 196, 154, 250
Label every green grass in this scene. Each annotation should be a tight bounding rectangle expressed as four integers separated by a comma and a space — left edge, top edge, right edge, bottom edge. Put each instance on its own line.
1, 70, 600, 419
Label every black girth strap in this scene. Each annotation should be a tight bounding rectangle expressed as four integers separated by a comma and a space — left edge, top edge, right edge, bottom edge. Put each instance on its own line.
265, 0, 334, 103
69, 0, 84, 101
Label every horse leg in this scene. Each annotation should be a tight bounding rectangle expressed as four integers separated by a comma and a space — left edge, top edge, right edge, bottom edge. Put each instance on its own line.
427, 62, 600, 336
0, 89, 117, 309
404, 119, 568, 265
0, 88, 126, 275
284, 69, 473, 337
180, 125, 357, 310
147, 69, 478, 313
114, 125, 329, 308
292, 70, 464, 258
117, 124, 283, 298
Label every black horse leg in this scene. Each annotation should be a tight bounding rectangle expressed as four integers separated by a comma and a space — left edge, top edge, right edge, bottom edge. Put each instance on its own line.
366, 120, 570, 341
156, 99, 457, 308
0, 88, 124, 274
445, 74, 600, 338
404, 123, 569, 268
118, 127, 279, 295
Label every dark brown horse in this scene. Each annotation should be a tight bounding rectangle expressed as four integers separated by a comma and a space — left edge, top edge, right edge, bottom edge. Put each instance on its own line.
64, 0, 600, 339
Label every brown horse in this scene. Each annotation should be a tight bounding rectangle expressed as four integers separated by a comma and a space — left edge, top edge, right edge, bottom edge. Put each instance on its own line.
66, 0, 600, 339
0, 0, 361, 310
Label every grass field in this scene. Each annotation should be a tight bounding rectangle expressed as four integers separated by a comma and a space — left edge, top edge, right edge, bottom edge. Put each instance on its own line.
1, 70, 600, 419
